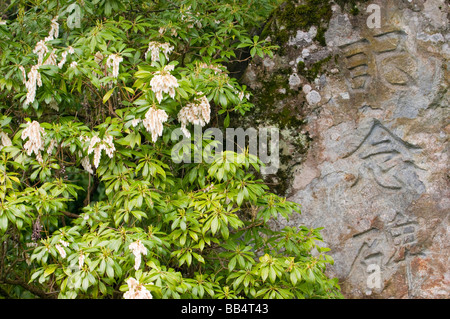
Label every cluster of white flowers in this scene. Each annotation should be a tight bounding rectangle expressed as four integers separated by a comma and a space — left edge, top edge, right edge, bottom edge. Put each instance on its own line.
237, 90, 250, 101
21, 121, 46, 163
58, 51, 68, 69
180, 5, 192, 21
81, 155, 94, 174
150, 64, 179, 103
44, 16, 59, 42
87, 136, 102, 165
158, 26, 177, 37
87, 134, 116, 168
43, 49, 58, 66
131, 118, 141, 127
78, 253, 85, 270
178, 93, 211, 137
0, 20, 7, 25
18, 66, 27, 84
123, 277, 153, 299
69, 61, 78, 68
23, 66, 42, 106
55, 239, 68, 259
142, 106, 169, 142
197, 62, 222, 74
33, 40, 49, 66
78, 137, 94, 174
203, 183, 215, 193
58, 46, 75, 69
55, 244, 66, 258
180, 6, 202, 29
21, 16, 63, 106
0, 131, 12, 151
60, 239, 69, 247
47, 138, 57, 155
145, 41, 174, 62
128, 240, 147, 271
106, 53, 123, 78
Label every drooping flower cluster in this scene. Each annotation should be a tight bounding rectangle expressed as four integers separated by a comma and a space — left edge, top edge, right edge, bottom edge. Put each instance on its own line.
21, 16, 61, 106
158, 27, 177, 37
23, 66, 43, 106
78, 252, 85, 270
123, 278, 153, 299
131, 118, 141, 127
87, 134, 116, 168
150, 64, 179, 103
128, 240, 147, 271
78, 137, 94, 174
21, 121, 46, 163
81, 155, 94, 175
178, 93, 211, 137
47, 138, 57, 155
106, 53, 123, 78
58, 46, 75, 69
44, 16, 59, 42
43, 49, 58, 66
55, 244, 66, 258
0, 131, 12, 151
18, 66, 27, 84
55, 239, 69, 258
60, 239, 69, 247
197, 62, 223, 75
180, 5, 202, 29
142, 106, 169, 142
33, 40, 49, 66
236, 90, 250, 101
145, 41, 174, 62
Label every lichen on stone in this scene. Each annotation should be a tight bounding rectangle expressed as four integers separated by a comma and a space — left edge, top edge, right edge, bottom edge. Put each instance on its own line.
261, 0, 333, 49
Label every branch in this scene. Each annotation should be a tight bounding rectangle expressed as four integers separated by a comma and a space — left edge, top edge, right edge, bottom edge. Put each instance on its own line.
62, 211, 80, 219
0, 285, 13, 299
1, 278, 57, 299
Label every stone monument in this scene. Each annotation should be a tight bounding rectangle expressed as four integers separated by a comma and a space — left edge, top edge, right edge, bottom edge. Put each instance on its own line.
242, 0, 449, 298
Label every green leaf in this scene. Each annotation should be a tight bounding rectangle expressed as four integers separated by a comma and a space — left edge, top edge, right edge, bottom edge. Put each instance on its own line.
269, 266, 276, 283
224, 113, 230, 128
99, 281, 107, 295
236, 191, 244, 206
103, 88, 115, 104
260, 267, 269, 282
82, 277, 90, 291
44, 264, 58, 277
106, 265, 114, 279
210, 217, 219, 235
0, 215, 8, 232
228, 257, 237, 272
123, 87, 135, 95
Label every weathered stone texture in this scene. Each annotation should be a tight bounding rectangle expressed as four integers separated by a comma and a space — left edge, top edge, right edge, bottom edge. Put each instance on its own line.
243, 0, 449, 298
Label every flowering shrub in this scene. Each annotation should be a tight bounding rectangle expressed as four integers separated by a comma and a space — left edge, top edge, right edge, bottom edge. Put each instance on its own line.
0, 0, 342, 299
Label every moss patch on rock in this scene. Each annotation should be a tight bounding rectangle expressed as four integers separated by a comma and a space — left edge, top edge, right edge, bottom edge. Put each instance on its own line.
298, 55, 333, 82
261, 0, 333, 49
335, 0, 370, 16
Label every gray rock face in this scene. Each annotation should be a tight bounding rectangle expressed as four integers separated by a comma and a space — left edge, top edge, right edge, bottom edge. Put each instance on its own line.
243, 0, 449, 298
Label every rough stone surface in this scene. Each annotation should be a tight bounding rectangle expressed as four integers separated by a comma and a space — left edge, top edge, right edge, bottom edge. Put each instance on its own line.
241, 0, 449, 298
